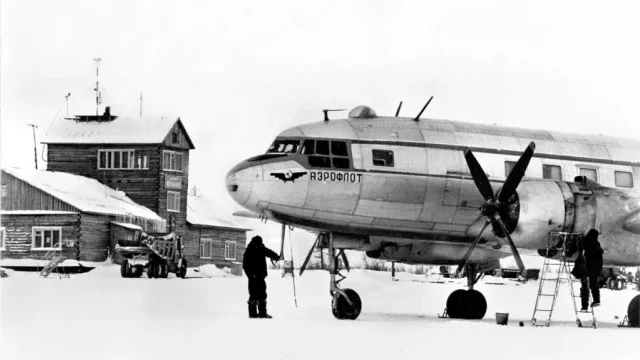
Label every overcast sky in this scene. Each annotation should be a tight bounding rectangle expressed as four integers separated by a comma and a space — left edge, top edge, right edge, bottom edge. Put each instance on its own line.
3, 0, 640, 258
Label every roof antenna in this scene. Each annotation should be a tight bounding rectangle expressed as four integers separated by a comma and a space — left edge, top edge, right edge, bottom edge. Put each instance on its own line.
322, 109, 347, 122
395, 101, 403, 117
413, 96, 433, 121
94, 57, 103, 116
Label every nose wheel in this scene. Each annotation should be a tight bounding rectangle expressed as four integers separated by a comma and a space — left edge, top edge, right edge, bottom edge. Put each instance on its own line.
446, 289, 487, 319
332, 288, 362, 320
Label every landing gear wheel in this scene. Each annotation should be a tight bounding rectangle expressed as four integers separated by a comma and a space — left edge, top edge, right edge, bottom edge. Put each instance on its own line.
446, 289, 467, 319
177, 258, 187, 279
627, 295, 640, 327
331, 289, 362, 320
120, 260, 131, 278
446, 289, 487, 319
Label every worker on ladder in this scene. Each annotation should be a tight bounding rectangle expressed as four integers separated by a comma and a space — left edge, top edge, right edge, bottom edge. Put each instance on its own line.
568, 229, 603, 309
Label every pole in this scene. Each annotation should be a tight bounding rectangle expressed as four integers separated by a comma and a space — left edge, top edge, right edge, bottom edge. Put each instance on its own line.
65, 93, 71, 117
140, 92, 143, 117
94, 58, 102, 116
27, 124, 38, 169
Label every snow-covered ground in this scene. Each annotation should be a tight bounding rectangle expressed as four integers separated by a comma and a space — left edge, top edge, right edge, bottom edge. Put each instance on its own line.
1, 265, 639, 360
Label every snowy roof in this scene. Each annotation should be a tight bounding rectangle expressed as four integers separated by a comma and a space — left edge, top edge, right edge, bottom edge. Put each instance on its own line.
1, 210, 79, 215
42, 116, 194, 148
186, 194, 250, 231
2, 167, 163, 222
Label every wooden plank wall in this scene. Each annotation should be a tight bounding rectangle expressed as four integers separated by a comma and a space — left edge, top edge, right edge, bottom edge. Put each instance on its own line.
79, 213, 114, 262
46, 144, 163, 213
161, 121, 193, 150
1, 171, 78, 212
0, 213, 79, 260
183, 224, 247, 269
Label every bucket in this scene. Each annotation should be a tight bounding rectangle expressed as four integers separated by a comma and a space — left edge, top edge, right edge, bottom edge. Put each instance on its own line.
496, 312, 509, 325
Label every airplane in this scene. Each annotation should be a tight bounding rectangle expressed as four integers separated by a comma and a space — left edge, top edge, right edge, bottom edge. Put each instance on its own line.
226, 101, 640, 324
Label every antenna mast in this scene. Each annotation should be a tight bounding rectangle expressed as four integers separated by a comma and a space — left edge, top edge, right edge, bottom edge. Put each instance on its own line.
140, 92, 143, 116
27, 124, 38, 169
94, 57, 102, 116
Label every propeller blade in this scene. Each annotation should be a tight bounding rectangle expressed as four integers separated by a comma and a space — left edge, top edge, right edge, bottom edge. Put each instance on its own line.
455, 218, 491, 277
395, 101, 403, 117
299, 234, 320, 276
498, 142, 536, 203
464, 148, 495, 201
279, 223, 286, 259
494, 217, 526, 274
339, 249, 350, 272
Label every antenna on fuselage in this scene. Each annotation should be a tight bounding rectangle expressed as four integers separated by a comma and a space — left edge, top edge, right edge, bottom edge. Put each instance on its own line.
322, 109, 347, 122
395, 101, 403, 117
413, 96, 433, 121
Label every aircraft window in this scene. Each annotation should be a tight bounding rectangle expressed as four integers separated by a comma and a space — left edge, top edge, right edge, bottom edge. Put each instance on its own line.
331, 141, 348, 156
504, 161, 516, 177
309, 156, 331, 168
579, 167, 598, 182
332, 158, 350, 169
372, 149, 394, 167
543, 165, 562, 181
267, 139, 300, 154
316, 140, 330, 155
301, 140, 315, 155
615, 171, 633, 188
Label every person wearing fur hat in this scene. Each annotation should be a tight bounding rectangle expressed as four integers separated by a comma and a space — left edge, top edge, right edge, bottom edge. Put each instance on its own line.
242, 235, 281, 318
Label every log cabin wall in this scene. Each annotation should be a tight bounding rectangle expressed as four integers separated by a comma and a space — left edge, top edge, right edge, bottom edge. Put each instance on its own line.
0, 213, 80, 260
78, 213, 114, 262
183, 224, 246, 269
1, 171, 78, 212
46, 144, 162, 213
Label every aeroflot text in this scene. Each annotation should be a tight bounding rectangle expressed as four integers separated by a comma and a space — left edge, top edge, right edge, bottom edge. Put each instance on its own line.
310, 171, 362, 183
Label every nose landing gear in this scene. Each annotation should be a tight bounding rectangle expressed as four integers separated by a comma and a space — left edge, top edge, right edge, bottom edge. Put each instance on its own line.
327, 233, 362, 320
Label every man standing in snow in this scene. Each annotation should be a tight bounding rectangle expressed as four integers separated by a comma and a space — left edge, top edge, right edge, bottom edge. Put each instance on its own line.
242, 235, 281, 318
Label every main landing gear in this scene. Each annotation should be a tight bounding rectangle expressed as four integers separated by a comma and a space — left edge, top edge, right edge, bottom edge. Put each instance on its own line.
299, 232, 362, 320
444, 264, 487, 319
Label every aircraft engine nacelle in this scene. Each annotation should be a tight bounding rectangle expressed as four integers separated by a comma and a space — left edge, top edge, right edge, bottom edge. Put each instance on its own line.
319, 233, 377, 251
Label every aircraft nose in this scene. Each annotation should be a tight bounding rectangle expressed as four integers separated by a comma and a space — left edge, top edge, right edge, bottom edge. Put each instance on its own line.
225, 160, 262, 207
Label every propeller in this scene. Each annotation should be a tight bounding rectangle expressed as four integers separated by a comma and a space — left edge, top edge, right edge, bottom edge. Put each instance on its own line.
455, 142, 536, 277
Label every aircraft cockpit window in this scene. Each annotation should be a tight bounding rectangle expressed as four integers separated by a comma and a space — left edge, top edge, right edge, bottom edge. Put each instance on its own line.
301, 140, 315, 155
316, 140, 330, 155
267, 140, 300, 154
309, 156, 331, 168
331, 142, 348, 156
372, 149, 394, 167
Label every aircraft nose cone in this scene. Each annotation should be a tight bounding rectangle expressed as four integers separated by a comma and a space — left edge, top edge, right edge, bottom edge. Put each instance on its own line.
225, 160, 262, 208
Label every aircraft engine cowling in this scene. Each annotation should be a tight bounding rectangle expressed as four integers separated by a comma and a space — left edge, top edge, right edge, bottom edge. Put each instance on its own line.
318, 233, 377, 251
468, 179, 599, 250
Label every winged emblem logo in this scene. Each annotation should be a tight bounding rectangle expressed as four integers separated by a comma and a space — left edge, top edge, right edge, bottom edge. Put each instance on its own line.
270, 170, 308, 183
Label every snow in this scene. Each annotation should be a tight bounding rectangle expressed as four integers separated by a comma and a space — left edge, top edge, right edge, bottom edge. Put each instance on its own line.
3, 167, 164, 225
110, 221, 143, 230
43, 116, 183, 145
0, 258, 104, 268
187, 193, 251, 230
1, 265, 639, 360
0, 210, 79, 215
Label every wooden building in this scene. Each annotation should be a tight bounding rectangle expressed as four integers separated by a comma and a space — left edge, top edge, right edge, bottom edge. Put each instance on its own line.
186, 194, 250, 272
41, 113, 249, 269
0, 167, 165, 262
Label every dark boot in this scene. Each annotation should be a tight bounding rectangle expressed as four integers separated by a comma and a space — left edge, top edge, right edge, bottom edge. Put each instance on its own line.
580, 287, 589, 311
248, 300, 258, 318
257, 300, 272, 319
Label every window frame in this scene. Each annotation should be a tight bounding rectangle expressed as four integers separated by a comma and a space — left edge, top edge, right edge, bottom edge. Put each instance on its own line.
504, 161, 517, 177
167, 191, 181, 213
372, 149, 395, 167
614, 171, 634, 188
578, 166, 598, 182
305, 139, 351, 169
31, 226, 62, 250
163, 150, 184, 172
200, 238, 213, 259
225, 240, 237, 260
97, 149, 149, 170
0, 227, 5, 250
542, 164, 563, 181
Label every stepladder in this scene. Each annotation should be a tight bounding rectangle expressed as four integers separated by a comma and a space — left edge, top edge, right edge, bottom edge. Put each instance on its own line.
531, 232, 597, 328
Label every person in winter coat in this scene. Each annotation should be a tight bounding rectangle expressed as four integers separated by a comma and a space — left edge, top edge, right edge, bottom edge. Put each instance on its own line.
571, 248, 590, 311
583, 229, 604, 307
242, 235, 281, 318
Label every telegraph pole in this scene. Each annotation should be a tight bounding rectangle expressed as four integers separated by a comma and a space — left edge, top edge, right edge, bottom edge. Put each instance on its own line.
27, 124, 38, 169
94, 57, 102, 116
65, 93, 71, 117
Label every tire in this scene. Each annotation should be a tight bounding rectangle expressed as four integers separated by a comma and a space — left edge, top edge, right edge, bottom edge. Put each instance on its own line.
120, 260, 131, 278
331, 289, 362, 320
464, 289, 487, 320
132, 265, 143, 278
607, 277, 615, 290
446, 289, 467, 319
161, 264, 169, 278
147, 263, 156, 278
627, 295, 640, 327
